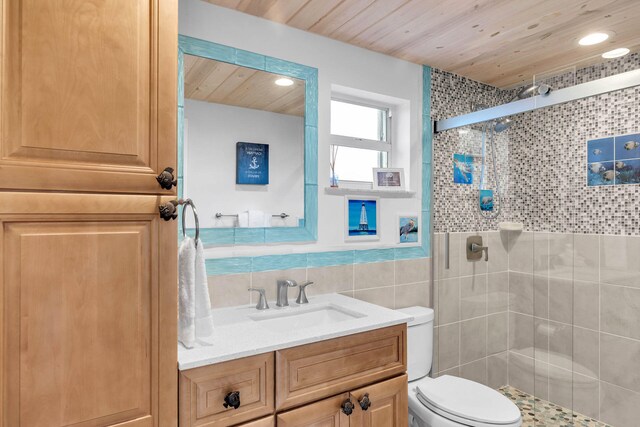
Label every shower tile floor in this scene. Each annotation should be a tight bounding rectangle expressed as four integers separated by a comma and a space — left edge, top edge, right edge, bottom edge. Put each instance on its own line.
498, 386, 611, 427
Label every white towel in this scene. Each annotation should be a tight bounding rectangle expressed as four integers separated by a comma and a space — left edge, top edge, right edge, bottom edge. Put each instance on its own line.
248, 210, 270, 227
178, 237, 214, 348
237, 211, 249, 227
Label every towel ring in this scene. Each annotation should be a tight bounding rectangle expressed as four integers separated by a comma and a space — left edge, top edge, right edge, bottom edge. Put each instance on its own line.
181, 199, 200, 245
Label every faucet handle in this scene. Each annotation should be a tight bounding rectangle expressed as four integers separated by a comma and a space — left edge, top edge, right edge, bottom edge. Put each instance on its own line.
296, 281, 314, 304
277, 279, 298, 287
248, 288, 269, 310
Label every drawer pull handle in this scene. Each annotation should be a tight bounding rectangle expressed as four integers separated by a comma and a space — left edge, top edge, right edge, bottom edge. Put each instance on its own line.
158, 200, 178, 221
341, 398, 355, 416
223, 391, 241, 410
156, 167, 177, 190
358, 393, 371, 411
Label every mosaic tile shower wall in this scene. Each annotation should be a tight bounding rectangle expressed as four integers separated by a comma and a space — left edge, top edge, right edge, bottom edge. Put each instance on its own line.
432, 53, 640, 235
431, 68, 513, 232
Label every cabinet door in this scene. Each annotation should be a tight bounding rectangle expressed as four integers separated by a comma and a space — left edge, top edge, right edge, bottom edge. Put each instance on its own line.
238, 416, 276, 427
0, 192, 177, 427
1, 0, 177, 194
350, 375, 408, 427
276, 393, 351, 427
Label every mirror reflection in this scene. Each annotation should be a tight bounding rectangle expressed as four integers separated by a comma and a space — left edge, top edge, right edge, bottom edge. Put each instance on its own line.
183, 54, 305, 229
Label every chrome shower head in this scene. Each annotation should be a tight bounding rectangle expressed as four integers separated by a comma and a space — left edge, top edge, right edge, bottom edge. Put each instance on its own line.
493, 117, 512, 132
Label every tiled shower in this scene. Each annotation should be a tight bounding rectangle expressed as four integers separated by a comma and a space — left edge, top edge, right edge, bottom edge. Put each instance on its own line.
431, 53, 640, 426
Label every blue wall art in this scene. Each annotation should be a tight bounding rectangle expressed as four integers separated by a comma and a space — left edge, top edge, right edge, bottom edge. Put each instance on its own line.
588, 133, 640, 186
236, 142, 269, 185
398, 214, 419, 244
453, 153, 474, 184
345, 197, 380, 241
479, 189, 494, 211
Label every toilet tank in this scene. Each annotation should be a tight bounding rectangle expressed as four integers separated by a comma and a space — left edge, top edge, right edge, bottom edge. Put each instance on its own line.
397, 306, 434, 381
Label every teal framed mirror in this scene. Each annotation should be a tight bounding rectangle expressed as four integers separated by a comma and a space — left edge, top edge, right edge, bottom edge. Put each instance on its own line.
178, 35, 318, 245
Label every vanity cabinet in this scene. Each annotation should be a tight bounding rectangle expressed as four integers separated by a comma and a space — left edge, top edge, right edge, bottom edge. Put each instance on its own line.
179, 324, 407, 427
0, 0, 177, 194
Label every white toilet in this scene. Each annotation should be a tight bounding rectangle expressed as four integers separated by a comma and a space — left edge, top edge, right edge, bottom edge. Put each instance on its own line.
397, 306, 522, 427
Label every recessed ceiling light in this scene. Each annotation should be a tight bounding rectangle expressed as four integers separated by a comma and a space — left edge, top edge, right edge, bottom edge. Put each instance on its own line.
602, 47, 630, 59
578, 32, 609, 46
275, 77, 294, 87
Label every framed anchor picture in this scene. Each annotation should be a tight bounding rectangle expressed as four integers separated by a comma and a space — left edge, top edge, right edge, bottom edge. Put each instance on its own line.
236, 142, 269, 185
344, 196, 380, 242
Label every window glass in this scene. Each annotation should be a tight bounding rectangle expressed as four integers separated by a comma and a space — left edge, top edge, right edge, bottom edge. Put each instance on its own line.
331, 146, 388, 182
330, 100, 387, 141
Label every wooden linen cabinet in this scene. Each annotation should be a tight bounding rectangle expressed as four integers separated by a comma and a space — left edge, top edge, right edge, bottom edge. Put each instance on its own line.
0, 1, 179, 426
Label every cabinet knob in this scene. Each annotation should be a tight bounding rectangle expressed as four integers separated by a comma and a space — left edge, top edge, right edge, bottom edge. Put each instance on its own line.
156, 167, 177, 190
158, 200, 178, 221
223, 391, 241, 409
341, 398, 355, 416
358, 393, 371, 411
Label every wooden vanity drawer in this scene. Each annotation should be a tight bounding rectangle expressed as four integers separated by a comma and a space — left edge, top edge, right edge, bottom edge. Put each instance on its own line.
179, 353, 275, 427
275, 324, 406, 410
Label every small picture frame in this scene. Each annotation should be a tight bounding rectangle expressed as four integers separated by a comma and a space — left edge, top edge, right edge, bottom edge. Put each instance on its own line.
397, 213, 420, 245
373, 168, 405, 191
345, 196, 380, 242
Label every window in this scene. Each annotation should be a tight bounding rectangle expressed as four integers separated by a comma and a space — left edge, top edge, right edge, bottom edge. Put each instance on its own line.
330, 99, 391, 183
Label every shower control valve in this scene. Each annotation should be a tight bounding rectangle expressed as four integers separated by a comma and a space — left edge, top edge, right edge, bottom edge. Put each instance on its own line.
467, 236, 489, 262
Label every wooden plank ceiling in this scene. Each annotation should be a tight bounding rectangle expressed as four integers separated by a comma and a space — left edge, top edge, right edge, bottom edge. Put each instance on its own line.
184, 54, 305, 116
205, 0, 640, 88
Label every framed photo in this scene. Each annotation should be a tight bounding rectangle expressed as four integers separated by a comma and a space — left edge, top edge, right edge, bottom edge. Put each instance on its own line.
236, 142, 269, 185
397, 213, 420, 245
373, 168, 405, 190
345, 196, 380, 241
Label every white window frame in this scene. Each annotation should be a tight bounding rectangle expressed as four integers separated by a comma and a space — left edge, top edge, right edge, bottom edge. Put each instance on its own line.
330, 97, 393, 184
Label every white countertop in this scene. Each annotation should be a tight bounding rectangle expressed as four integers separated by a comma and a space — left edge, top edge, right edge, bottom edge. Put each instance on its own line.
178, 293, 412, 370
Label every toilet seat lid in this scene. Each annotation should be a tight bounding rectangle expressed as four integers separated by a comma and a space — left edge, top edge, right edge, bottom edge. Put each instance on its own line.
416, 375, 521, 426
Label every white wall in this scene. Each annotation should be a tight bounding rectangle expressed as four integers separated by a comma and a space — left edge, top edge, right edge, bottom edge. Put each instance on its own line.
180, 0, 424, 258
184, 99, 304, 228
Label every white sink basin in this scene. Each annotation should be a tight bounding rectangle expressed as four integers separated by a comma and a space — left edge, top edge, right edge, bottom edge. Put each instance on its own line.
249, 303, 366, 333
178, 293, 413, 369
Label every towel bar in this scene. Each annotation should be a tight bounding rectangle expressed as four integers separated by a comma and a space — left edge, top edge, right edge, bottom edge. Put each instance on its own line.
215, 212, 290, 219
158, 198, 200, 245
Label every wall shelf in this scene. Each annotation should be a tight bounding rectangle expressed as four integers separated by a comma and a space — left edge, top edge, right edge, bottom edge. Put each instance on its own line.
324, 187, 416, 198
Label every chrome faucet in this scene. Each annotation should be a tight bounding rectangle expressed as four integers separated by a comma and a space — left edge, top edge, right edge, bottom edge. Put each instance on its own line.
276, 279, 298, 307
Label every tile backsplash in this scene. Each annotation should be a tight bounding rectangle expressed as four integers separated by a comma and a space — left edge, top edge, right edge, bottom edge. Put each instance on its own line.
207, 257, 430, 311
